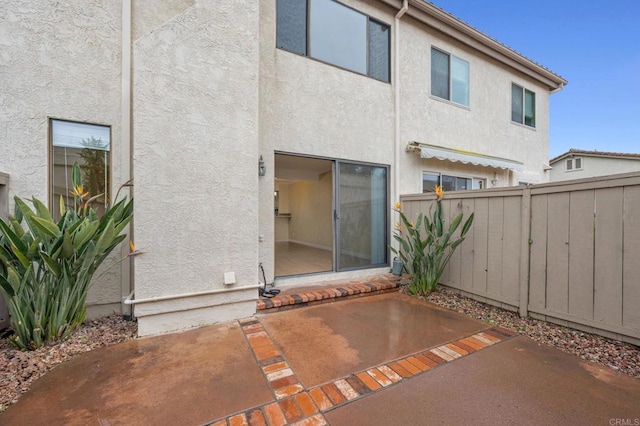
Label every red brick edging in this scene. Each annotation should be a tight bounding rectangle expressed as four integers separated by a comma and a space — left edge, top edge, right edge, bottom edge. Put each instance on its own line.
257, 276, 403, 313
208, 317, 516, 426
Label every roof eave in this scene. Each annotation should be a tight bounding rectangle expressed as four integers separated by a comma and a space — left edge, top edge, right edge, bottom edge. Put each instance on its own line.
379, 0, 567, 92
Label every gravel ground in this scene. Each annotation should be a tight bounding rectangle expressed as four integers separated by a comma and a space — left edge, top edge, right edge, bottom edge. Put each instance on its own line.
420, 286, 640, 379
0, 316, 137, 412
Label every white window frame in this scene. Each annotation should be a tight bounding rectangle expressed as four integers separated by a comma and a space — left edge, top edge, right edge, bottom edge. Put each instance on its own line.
430, 47, 470, 107
422, 171, 485, 193
511, 83, 536, 128
566, 157, 583, 172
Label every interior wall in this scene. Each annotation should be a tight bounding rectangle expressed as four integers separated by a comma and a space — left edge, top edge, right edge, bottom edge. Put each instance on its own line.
288, 172, 333, 250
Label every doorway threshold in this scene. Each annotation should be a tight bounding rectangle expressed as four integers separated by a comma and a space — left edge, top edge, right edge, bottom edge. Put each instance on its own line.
257, 273, 407, 313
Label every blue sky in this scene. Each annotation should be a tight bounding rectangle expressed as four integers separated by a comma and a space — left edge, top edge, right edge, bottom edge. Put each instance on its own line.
431, 0, 640, 158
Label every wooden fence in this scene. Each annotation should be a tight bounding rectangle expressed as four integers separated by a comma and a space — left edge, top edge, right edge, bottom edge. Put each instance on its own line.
400, 172, 640, 345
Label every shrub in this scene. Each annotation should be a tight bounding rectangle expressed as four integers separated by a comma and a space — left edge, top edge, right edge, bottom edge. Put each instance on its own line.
0, 163, 133, 350
391, 186, 473, 295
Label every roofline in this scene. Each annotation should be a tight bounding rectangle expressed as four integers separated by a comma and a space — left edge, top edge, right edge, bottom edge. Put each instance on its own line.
550, 149, 640, 164
379, 0, 568, 91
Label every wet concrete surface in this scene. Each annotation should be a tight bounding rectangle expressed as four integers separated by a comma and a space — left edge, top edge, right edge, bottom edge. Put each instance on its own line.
2, 291, 639, 425
259, 292, 490, 387
1, 322, 273, 426
325, 335, 640, 426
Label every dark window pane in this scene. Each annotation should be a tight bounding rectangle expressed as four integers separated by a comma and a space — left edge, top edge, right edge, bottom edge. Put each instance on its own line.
524, 89, 535, 127
368, 20, 390, 82
441, 175, 456, 192
511, 84, 523, 123
310, 0, 367, 74
456, 177, 471, 191
431, 48, 450, 100
575, 158, 582, 169
276, 0, 307, 55
422, 173, 439, 193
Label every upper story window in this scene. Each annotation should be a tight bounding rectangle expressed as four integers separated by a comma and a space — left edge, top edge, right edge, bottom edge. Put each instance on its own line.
430, 47, 470, 106
511, 83, 536, 127
51, 119, 110, 219
566, 157, 582, 171
276, 0, 390, 82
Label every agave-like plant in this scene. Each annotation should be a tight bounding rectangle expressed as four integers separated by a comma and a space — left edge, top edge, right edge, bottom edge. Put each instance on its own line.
391, 186, 473, 296
0, 162, 132, 350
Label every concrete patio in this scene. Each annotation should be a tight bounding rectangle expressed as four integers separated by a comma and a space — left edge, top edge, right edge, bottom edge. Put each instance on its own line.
2, 291, 639, 425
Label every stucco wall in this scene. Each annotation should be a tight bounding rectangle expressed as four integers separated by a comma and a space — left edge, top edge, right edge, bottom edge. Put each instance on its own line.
258, 0, 396, 282
550, 157, 640, 182
0, 1, 126, 315
132, 1, 261, 335
398, 14, 551, 194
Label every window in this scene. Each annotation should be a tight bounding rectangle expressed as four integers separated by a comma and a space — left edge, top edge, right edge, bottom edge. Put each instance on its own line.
512, 84, 535, 127
276, 0, 390, 82
431, 48, 469, 106
566, 157, 582, 171
51, 119, 110, 219
423, 172, 484, 193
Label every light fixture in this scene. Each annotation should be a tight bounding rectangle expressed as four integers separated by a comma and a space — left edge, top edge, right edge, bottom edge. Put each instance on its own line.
258, 155, 266, 177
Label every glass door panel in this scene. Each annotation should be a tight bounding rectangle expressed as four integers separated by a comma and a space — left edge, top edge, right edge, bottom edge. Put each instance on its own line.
336, 162, 388, 270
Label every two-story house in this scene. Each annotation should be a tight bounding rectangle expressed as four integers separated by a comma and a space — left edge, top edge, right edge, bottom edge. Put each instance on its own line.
0, 0, 566, 336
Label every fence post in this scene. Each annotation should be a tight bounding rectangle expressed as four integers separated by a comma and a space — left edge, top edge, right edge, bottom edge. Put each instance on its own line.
518, 187, 532, 318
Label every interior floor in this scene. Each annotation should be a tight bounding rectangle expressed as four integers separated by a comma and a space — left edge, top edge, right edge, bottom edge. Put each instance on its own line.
275, 242, 332, 277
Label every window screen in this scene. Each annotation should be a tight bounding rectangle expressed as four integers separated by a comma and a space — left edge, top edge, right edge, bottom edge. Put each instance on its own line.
276, 0, 308, 55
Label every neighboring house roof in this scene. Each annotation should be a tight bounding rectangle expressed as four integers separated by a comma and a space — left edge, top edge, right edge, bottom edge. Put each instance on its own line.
379, 0, 568, 91
550, 149, 640, 165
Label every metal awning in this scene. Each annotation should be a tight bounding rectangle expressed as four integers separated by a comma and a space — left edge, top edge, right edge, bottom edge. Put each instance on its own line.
407, 142, 524, 172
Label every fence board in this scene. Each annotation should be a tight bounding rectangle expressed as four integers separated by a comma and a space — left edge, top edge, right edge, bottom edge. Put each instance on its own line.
440, 199, 453, 285
472, 198, 489, 293
623, 186, 640, 330
448, 199, 463, 289
501, 197, 521, 302
594, 188, 624, 326
401, 172, 640, 343
568, 190, 595, 320
460, 198, 475, 291
486, 197, 504, 297
546, 193, 570, 314
529, 194, 548, 311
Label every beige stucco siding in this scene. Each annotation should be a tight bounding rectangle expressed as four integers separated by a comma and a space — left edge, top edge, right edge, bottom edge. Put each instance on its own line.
0, 1, 126, 315
258, 0, 396, 282
132, 1, 261, 335
550, 157, 640, 182
398, 15, 551, 193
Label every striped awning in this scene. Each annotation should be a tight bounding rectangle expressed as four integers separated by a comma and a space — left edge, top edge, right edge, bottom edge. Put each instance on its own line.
408, 142, 524, 172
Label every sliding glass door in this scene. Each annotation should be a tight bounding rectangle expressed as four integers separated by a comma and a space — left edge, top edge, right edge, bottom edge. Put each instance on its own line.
336, 162, 388, 271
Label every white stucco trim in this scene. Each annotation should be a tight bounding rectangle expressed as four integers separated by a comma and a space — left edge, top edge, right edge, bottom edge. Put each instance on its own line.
408, 142, 524, 172
125, 284, 260, 306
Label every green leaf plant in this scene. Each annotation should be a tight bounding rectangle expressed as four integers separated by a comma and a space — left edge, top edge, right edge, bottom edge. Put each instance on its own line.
390, 186, 474, 296
0, 162, 133, 350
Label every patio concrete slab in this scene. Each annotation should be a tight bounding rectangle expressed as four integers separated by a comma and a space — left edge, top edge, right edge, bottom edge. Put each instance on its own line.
259, 292, 491, 388
325, 335, 640, 426
1, 322, 273, 426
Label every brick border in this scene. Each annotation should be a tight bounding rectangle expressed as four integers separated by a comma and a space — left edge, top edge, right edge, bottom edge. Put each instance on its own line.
257, 276, 403, 312
207, 318, 515, 425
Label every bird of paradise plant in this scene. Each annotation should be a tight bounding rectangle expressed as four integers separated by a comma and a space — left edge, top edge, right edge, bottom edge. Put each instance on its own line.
390, 186, 473, 295
0, 162, 133, 349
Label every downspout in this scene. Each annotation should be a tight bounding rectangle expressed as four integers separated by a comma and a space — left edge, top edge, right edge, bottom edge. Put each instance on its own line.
393, 0, 408, 246
121, 0, 133, 320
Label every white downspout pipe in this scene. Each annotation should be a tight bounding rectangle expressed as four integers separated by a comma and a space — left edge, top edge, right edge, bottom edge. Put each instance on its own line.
121, 0, 133, 319
393, 0, 408, 249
